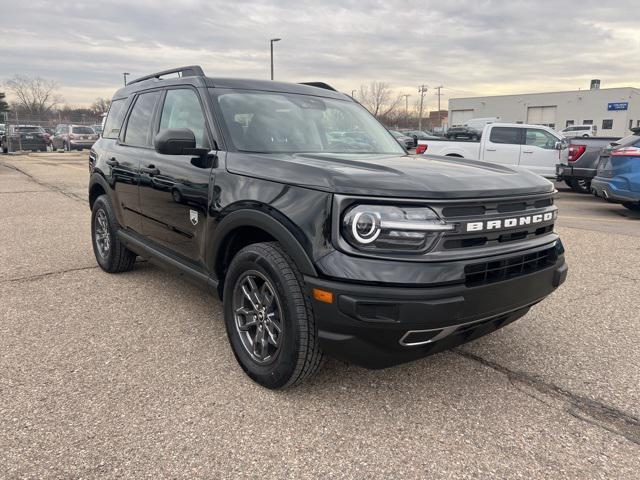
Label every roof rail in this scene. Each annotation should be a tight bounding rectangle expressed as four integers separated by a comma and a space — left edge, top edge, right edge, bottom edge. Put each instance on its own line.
127, 65, 205, 86
299, 82, 338, 92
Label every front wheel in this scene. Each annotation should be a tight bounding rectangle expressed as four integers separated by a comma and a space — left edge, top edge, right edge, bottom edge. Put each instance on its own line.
622, 202, 640, 212
91, 195, 137, 273
223, 242, 324, 389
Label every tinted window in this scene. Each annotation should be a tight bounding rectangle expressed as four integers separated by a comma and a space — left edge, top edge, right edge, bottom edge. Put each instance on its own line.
489, 127, 520, 145
72, 126, 95, 135
159, 89, 209, 149
583, 120, 593, 125
103, 99, 128, 139
602, 119, 613, 130
525, 129, 558, 149
15, 126, 42, 133
124, 92, 160, 147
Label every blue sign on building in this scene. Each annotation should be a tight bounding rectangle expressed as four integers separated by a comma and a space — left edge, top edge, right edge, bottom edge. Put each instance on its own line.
608, 102, 629, 111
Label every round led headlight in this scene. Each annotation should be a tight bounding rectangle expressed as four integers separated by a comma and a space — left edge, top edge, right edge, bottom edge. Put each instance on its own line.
342, 204, 454, 253
351, 211, 381, 244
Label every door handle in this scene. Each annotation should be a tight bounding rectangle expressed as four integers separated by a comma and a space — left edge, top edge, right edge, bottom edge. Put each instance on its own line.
486, 148, 496, 151
106, 157, 119, 166
522, 149, 534, 153
141, 165, 160, 176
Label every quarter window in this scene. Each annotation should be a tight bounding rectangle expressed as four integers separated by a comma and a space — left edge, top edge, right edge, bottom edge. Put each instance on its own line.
159, 89, 209, 149
489, 127, 521, 145
124, 91, 160, 147
103, 99, 127, 139
525, 129, 558, 150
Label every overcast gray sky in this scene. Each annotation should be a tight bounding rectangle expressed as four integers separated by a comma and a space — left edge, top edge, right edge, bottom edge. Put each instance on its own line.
1, 0, 638, 110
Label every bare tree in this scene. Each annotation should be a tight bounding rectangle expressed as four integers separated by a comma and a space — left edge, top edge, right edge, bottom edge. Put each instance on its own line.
0, 92, 8, 113
5, 75, 64, 116
358, 81, 401, 119
90, 97, 111, 117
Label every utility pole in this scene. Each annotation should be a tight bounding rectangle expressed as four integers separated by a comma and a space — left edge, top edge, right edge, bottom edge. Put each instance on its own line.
351, 89, 357, 99
418, 85, 428, 131
123, 72, 130, 86
270, 38, 281, 80
434, 85, 443, 130
401, 94, 411, 128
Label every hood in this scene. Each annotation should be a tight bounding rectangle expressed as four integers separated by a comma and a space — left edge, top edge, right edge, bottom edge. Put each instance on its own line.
226, 152, 554, 199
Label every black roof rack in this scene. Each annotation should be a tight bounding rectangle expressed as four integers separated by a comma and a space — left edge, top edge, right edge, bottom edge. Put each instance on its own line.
127, 65, 205, 86
299, 82, 337, 92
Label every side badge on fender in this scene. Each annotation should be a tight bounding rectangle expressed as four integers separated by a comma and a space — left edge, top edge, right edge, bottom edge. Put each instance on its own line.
190, 210, 199, 226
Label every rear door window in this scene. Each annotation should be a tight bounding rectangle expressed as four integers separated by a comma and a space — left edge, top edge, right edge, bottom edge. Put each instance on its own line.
72, 126, 95, 135
489, 127, 521, 145
124, 91, 161, 147
103, 99, 128, 139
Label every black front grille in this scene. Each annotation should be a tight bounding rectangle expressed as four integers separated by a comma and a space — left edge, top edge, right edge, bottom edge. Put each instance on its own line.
464, 247, 558, 286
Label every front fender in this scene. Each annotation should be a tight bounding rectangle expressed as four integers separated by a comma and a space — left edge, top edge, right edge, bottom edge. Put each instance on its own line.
207, 208, 318, 278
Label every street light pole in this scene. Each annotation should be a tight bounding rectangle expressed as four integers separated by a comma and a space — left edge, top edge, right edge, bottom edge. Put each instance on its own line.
270, 38, 281, 80
351, 89, 357, 99
123, 72, 130, 86
418, 85, 428, 131
401, 94, 411, 127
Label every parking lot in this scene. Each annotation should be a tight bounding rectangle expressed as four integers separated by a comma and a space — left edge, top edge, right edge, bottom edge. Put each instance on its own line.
1, 152, 638, 478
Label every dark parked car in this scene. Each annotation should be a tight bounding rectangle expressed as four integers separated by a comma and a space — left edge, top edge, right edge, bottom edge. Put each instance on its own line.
1, 125, 48, 153
88, 66, 567, 389
53, 124, 99, 151
556, 136, 620, 193
402, 130, 440, 147
389, 129, 413, 149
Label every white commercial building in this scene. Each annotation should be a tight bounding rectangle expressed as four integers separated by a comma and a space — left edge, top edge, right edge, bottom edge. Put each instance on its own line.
449, 85, 640, 137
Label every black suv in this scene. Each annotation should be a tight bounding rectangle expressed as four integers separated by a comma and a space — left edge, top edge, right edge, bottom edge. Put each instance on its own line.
88, 66, 567, 389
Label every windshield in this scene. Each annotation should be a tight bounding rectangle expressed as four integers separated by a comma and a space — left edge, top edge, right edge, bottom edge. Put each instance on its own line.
213, 90, 404, 155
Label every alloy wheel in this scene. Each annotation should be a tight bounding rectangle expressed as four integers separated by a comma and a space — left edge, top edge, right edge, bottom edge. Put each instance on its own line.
232, 271, 284, 364
94, 209, 111, 258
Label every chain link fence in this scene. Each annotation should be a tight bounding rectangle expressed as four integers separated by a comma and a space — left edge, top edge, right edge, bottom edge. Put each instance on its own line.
1, 111, 102, 153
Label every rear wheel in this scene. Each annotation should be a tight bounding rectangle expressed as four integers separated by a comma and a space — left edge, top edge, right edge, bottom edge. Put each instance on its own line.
622, 202, 640, 212
223, 242, 323, 389
566, 178, 591, 194
91, 195, 137, 273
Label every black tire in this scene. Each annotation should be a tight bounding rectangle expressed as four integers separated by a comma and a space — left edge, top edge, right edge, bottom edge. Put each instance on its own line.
622, 202, 640, 212
223, 242, 324, 389
566, 178, 591, 194
91, 195, 137, 273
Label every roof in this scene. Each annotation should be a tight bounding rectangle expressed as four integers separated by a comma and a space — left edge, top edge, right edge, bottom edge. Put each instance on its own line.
112, 66, 350, 102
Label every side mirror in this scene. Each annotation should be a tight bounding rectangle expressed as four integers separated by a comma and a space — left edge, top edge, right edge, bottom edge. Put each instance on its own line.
554, 140, 566, 150
154, 128, 208, 156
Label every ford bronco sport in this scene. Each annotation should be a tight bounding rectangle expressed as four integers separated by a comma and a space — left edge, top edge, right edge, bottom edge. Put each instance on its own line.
88, 66, 567, 389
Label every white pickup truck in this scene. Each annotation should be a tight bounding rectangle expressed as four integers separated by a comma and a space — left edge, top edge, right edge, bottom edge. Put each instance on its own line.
417, 123, 567, 179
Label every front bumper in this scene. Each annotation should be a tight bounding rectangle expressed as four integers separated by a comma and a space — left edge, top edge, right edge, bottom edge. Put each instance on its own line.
305, 241, 567, 369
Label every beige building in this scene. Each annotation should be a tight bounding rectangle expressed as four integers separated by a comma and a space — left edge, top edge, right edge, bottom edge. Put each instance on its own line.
449, 85, 640, 137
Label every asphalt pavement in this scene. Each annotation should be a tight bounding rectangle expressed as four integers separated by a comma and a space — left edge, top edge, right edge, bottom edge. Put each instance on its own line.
1, 152, 638, 479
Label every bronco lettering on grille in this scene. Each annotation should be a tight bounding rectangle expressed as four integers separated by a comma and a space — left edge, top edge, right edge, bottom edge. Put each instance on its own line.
465, 211, 556, 233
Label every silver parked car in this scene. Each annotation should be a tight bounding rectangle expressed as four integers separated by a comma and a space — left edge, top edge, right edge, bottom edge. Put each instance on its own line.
52, 125, 99, 151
